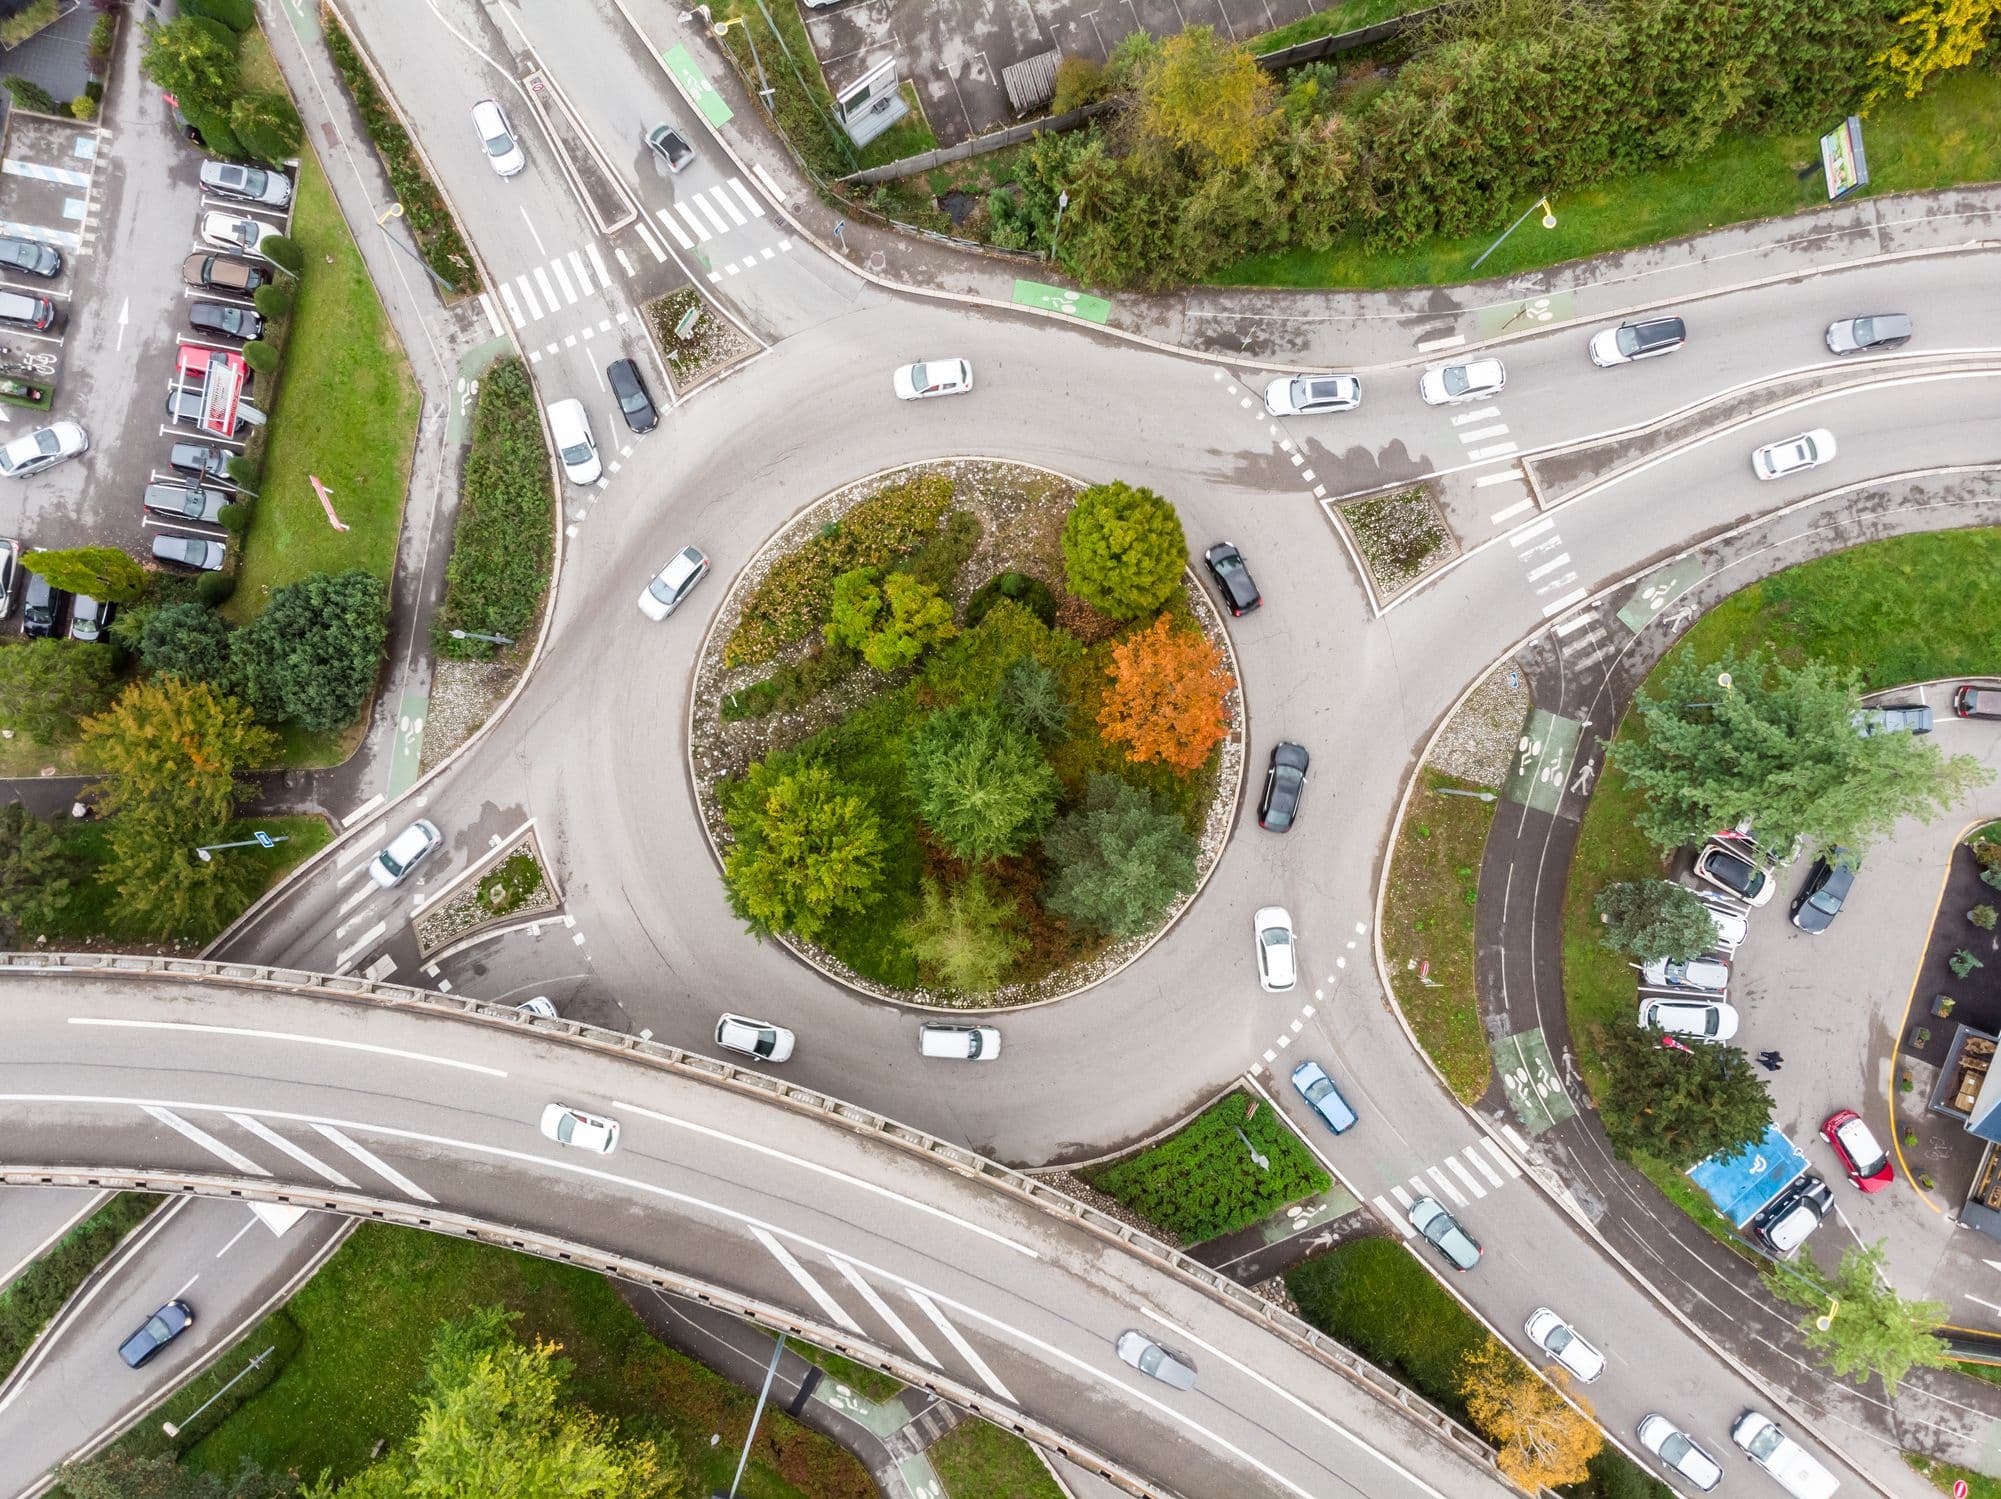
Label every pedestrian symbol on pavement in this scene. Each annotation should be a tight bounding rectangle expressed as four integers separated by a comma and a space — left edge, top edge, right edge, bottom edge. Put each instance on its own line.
1569, 759, 1597, 797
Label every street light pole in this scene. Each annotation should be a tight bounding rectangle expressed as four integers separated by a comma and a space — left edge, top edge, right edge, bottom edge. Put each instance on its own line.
1469, 195, 1556, 273
373, 202, 458, 295
448, 628, 515, 646
1051, 189, 1069, 254
195, 833, 287, 863
716, 1333, 786, 1498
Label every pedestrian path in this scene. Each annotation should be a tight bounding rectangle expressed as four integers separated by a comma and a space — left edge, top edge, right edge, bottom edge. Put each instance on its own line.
1373, 1129, 1527, 1229
484, 241, 616, 332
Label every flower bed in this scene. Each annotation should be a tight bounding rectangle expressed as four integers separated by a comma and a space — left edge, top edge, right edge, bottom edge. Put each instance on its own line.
1341, 484, 1454, 599
415, 833, 557, 953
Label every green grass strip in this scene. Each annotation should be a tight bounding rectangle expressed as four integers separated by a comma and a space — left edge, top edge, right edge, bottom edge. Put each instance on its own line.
929, 1417, 1066, 1499
0, 1195, 162, 1385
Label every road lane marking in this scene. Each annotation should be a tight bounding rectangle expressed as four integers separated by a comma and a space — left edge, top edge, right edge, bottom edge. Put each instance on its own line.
1425, 1165, 1465, 1206
633, 220, 667, 261
1552, 611, 1596, 636
567, 249, 593, 294
829, 1256, 939, 1366
728, 178, 765, 217
340, 795, 385, 829
1415, 333, 1464, 352
1541, 585, 1590, 616
1489, 499, 1533, 524
657, 208, 695, 249
478, 292, 503, 337
532, 265, 559, 310
908, 1288, 1013, 1401
753, 1227, 863, 1332
674, 202, 712, 242
1457, 424, 1509, 443
1388, 1184, 1414, 1209
1508, 517, 1554, 547
1450, 406, 1500, 425
311, 1124, 437, 1202
1445, 1154, 1486, 1198
708, 186, 748, 227
229, 1111, 358, 1186
1487, 1135, 1525, 1174
752, 162, 784, 199
1465, 441, 1520, 461
1466, 1147, 1506, 1188
145, 1106, 269, 1175
335, 881, 378, 919
216, 1215, 259, 1257
1525, 551, 1573, 582
1474, 469, 1523, 487
585, 241, 611, 287
550, 256, 577, 304
71, 1018, 507, 1078
333, 920, 387, 971
694, 194, 731, 236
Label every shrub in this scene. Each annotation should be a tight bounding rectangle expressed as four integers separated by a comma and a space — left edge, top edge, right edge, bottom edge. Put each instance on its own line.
181, 0, 255, 29
69, 94, 99, 122
0, 637, 122, 743
242, 339, 280, 374
996, 657, 1069, 741
1974, 839, 2001, 872
1052, 53, 1108, 113
477, 852, 548, 917
433, 360, 553, 657
259, 234, 304, 276
197, 573, 237, 606
966, 570, 1056, 628
1096, 614, 1234, 774
923, 597, 1082, 707
1952, 949, 1986, 978
895, 508, 982, 596
253, 282, 294, 321
86, 13, 114, 74
181, 100, 245, 159
1042, 772, 1198, 937
2, 77, 58, 115
138, 15, 237, 113
0, 1196, 160, 1383
139, 602, 233, 683
233, 89, 304, 163
1286, 1238, 1485, 1415
720, 640, 858, 721
227, 453, 263, 490
824, 568, 957, 672
218, 500, 253, 535
1061, 481, 1187, 620
0, 0, 57, 48
1973, 905, 1999, 930
905, 705, 1060, 860
721, 760, 887, 943
901, 872, 1026, 992
231, 570, 390, 731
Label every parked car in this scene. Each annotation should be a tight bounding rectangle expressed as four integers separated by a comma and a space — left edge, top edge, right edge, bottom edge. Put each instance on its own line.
1259, 742, 1310, 832
715, 1012, 796, 1062
1730, 1412, 1839, 1499
539, 1103, 619, 1154
0, 420, 87, 478
0, 233, 60, 277
144, 478, 229, 525
1825, 313, 1912, 355
1637, 1415, 1722, 1493
1254, 905, 1297, 992
1822, 1108, 1894, 1192
516, 996, 559, 1018
1752, 1174, 1834, 1256
118, 1300, 194, 1369
181, 252, 267, 294
645, 122, 695, 174
1752, 428, 1836, 480
1639, 996, 1740, 1042
164, 387, 264, 433
1202, 541, 1261, 616
199, 160, 292, 206
1418, 358, 1505, 405
189, 300, 263, 341
607, 358, 658, 434
367, 818, 442, 889
1290, 1059, 1357, 1135
1852, 703, 1932, 735
1408, 1195, 1481, 1271
0, 536, 18, 617
544, 398, 601, 484
1639, 955, 1730, 993
1693, 892, 1749, 951
1693, 842, 1775, 906
151, 533, 227, 571
1114, 1330, 1196, 1390
918, 1023, 1001, 1061
1263, 373, 1361, 416
637, 546, 710, 621
68, 594, 112, 643
169, 441, 231, 480
199, 211, 283, 259
21, 571, 69, 638
1790, 849, 1856, 933
0, 288, 56, 331
1524, 1308, 1605, 1382
893, 359, 973, 400
1954, 685, 2001, 719
471, 98, 526, 177
1589, 314, 1686, 367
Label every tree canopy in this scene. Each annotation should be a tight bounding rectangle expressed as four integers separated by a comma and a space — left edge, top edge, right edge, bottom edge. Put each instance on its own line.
1458, 1339, 1602, 1490
59, 1453, 296, 1499
905, 705, 1060, 860
140, 603, 235, 684
1595, 880, 1722, 962
1595, 1025, 1770, 1169
722, 761, 886, 943
0, 637, 122, 743
21, 546, 147, 602
139, 17, 240, 113
1129, 27, 1279, 170
0, 801, 82, 939
1096, 614, 1234, 774
231, 569, 390, 731
824, 568, 956, 672
1769, 1238, 1952, 1396
1042, 773, 1197, 937
1060, 482, 1187, 620
901, 872, 1027, 992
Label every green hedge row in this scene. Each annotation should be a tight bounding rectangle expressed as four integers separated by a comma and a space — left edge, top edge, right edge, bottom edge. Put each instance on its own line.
0, 1194, 161, 1384
433, 359, 553, 658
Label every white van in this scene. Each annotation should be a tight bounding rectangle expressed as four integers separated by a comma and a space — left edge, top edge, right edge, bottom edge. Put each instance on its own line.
918, 1023, 1001, 1061
545, 398, 601, 484
1731, 1411, 1838, 1499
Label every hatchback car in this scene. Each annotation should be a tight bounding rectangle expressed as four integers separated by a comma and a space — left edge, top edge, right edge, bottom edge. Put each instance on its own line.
181, 252, 266, 294
144, 478, 229, 525
1639, 955, 1730, 992
544, 398, 601, 484
0, 536, 18, 617
0, 420, 87, 478
0, 288, 56, 331
1822, 1108, 1894, 1191
1525, 1308, 1605, 1382
1259, 742, 1310, 832
539, 1103, 620, 1154
1409, 1195, 1481, 1271
1114, 1330, 1196, 1390
0, 233, 60, 277
69, 594, 112, 643
1790, 850, 1855, 933
1419, 357, 1505, 405
893, 359, 973, 400
471, 98, 525, 177
1639, 996, 1740, 1042
200, 211, 282, 259
151, 533, 227, 571
118, 1300, 194, 1369
1954, 685, 2001, 719
21, 571, 68, 638
199, 160, 292, 205
1752, 1174, 1833, 1256
189, 300, 263, 341
918, 1023, 1001, 1061
1693, 893, 1749, 951
1638, 1415, 1722, 1493
645, 122, 695, 174
1589, 314, 1686, 367
1852, 703, 1932, 735
637, 546, 710, 621
1825, 313, 1912, 355
1694, 842, 1775, 906
367, 818, 442, 889
607, 358, 659, 434
1752, 428, 1836, 480
1263, 373, 1361, 416
1290, 1059, 1357, 1135
715, 1012, 796, 1063
1202, 541, 1260, 616
1254, 905, 1297, 992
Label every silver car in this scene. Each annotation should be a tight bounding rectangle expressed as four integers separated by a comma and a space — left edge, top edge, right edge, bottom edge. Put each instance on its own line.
1524, 1308, 1605, 1382
1114, 1330, 1195, 1390
1263, 373, 1360, 416
1638, 1415, 1722, 1492
1418, 358, 1505, 405
199, 160, 292, 206
637, 546, 710, 621
0, 421, 87, 478
1408, 1195, 1481, 1271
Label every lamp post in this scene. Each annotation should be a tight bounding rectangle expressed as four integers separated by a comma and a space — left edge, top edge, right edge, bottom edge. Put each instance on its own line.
1432, 787, 1498, 803
448, 628, 515, 646
684, 6, 775, 108
195, 833, 287, 863
1470, 195, 1556, 273
1232, 1124, 1270, 1172
373, 201, 457, 295
714, 1334, 787, 1498
1051, 189, 1069, 254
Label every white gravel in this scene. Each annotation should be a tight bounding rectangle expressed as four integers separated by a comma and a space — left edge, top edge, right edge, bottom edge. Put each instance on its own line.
1424, 660, 1531, 788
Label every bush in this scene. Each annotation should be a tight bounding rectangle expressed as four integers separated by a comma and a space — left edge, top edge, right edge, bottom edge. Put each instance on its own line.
1041, 772, 1197, 937
720, 640, 857, 721
1952, 949, 1986, 978
966, 570, 1056, 628
996, 657, 1069, 741
233, 88, 304, 163
1285, 1237, 1486, 1418
259, 234, 304, 276
0, 0, 57, 48
0, 1196, 160, 1383
253, 282, 294, 322
139, 602, 233, 683
433, 360, 553, 657
197, 573, 237, 606
1061, 481, 1187, 620
2, 77, 58, 114
227, 454, 262, 490
181, 100, 245, 159
181, 0, 255, 29
232, 570, 389, 731
901, 872, 1026, 992
218, 500, 253, 535
1975, 905, 1999, 929
905, 705, 1059, 860
1052, 53, 1108, 113
70, 94, 99, 122
86, 13, 114, 74
923, 597, 1082, 708
721, 760, 887, 942
895, 508, 982, 596
242, 339, 279, 374
824, 567, 957, 672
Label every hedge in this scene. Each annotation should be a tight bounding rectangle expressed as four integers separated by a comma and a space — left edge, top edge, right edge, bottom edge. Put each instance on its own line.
432, 358, 553, 658
0, 1194, 162, 1384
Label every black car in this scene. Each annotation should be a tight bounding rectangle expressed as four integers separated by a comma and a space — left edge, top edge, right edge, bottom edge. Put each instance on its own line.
1259, 742, 1310, 832
0, 536, 18, 617
1203, 541, 1260, 616
607, 358, 658, 434
169, 442, 231, 480
21, 570, 69, 638
152, 533, 227, 571
0, 234, 60, 278
118, 1299, 194, 1368
189, 300, 263, 342
1790, 849, 1856, 933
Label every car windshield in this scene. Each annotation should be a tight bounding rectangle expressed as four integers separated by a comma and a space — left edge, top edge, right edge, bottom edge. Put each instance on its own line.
32, 430, 58, 455
1442, 366, 1471, 394
143, 1314, 171, 1341
1302, 1074, 1331, 1103
1545, 1323, 1573, 1353
484, 129, 513, 154
648, 576, 678, 604
554, 1113, 577, 1144
908, 363, 931, 388
560, 440, 592, 465
1615, 326, 1643, 356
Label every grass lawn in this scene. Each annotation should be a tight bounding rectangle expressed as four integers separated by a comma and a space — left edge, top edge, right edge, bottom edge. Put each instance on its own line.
787, 1338, 903, 1402
1248, 0, 1426, 53
1382, 771, 1498, 1103
929, 1418, 1066, 1499
1224, 66, 2001, 288
185, 1225, 873, 1499
1910, 1453, 2001, 1499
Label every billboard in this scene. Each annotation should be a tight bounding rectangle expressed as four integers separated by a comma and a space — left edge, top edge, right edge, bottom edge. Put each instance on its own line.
1820, 115, 1868, 201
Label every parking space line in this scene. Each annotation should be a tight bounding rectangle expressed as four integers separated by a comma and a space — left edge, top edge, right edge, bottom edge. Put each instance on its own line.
1, 159, 90, 187
728, 178, 765, 217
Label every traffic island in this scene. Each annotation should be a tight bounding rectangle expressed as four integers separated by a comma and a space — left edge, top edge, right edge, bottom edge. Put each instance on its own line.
414, 827, 559, 955
647, 287, 755, 395
1336, 482, 1454, 604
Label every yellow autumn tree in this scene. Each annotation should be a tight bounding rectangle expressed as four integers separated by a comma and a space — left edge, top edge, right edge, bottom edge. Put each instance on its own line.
1867, 0, 1999, 104
1096, 614, 1235, 774
1458, 1338, 1602, 1490
1132, 26, 1277, 170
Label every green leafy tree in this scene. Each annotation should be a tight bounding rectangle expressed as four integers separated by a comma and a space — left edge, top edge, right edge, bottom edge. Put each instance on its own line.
1131, 26, 1278, 169
722, 761, 886, 943
1060, 481, 1187, 620
1042, 773, 1198, 937
1607, 649, 1989, 855
58, 1453, 297, 1499
0, 801, 83, 939
0, 638, 122, 744
230, 89, 303, 161
905, 706, 1059, 861
824, 568, 956, 672
995, 657, 1069, 741
1595, 1026, 1770, 1169
139, 16, 239, 113
1769, 1239, 1952, 1395
901, 872, 1027, 992
230, 570, 389, 731
1595, 880, 1722, 962
140, 603, 234, 684
20, 546, 146, 603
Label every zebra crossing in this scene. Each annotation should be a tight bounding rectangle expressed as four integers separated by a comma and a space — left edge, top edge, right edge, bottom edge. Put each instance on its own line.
1373, 1133, 1525, 1231
642, 174, 793, 285
1552, 606, 1618, 676
485, 240, 617, 333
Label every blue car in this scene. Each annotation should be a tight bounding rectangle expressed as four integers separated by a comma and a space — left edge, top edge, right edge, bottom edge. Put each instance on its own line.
119, 1299, 193, 1368
1291, 1060, 1357, 1135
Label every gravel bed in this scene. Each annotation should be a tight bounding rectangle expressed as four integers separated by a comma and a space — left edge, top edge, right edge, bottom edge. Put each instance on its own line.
1424, 660, 1531, 787
415, 833, 557, 954
1338, 484, 1456, 599
420, 661, 518, 774
1037, 1171, 1187, 1250
649, 288, 754, 390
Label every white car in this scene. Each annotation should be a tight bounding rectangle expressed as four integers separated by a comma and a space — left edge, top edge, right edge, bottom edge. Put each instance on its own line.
367, 818, 442, 889
544, 398, 601, 484
892, 358, 972, 400
637, 546, 710, 620
1263, 373, 1360, 416
199, 211, 282, 260
199, 160, 291, 206
1418, 358, 1505, 405
1638, 1415, 1723, 1493
1254, 905, 1296, 992
1638, 955, 1730, 993
715, 1013, 796, 1063
1752, 428, 1836, 480
470, 98, 525, 177
1693, 892, 1749, 950
1639, 996, 1740, 1042
0, 420, 86, 478
1524, 1308, 1605, 1382
539, 1103, 619, 1154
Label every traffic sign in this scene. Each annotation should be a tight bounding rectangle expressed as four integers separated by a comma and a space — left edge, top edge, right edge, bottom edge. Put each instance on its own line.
1953, 1480, 1967, 1498
253, 831, 274, 848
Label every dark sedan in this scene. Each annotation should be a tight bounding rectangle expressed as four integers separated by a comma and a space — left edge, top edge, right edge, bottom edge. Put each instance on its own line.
607, 358, 658, 434
1203, 541, 1260, 616
189, 300, 263, 342
0, 233, 60, 277
119, 1299, 194, 1368
1259, 741, 1310, 832
1790, 849, 1856, 933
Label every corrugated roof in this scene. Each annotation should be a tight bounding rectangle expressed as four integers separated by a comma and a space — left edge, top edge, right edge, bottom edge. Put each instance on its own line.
1001, 48, 1060, 115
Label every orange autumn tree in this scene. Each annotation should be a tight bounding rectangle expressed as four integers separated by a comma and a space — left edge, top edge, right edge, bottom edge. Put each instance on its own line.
1097, 615, 1234, 774
1458, 1338, 1602, 1490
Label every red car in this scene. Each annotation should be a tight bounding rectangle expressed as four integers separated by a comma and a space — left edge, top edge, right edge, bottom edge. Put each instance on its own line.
1822, 1108, 1894, 1192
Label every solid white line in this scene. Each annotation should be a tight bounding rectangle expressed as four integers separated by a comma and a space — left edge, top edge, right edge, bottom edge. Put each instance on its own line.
1473, 469, 1523, 488
514, 274, 543, 321
567, 249, 593, 295
1445, 1154, 1486, 1199
333, 920, 387, 971
1552, 612, 1597, 636
215, 1215, 258, 1257
1465, 442, 1520, 461
674, 202, 711, 242
751, 162, 784, 199
908, 1288, 1014, 1402
1466, 1146, 1506, 1188
478, 292, 503, 338
752, 1227, 863, 1332
310, 1124, 437, 1203
1541, 586, 1591, 617
145, 1105, 269, 1175
1450, 406, 1500, 425
532, 265, 560, 311
656, 208, 695, 250
227, 1112, 358, 1186
340, 794, 385, 829
1415, 333, 1465, 352
1425, 1165, 1465, 1206
73, 1018, 508, 1078
517, 203, 546, 256
707, 186, 748, 228
633, 220, 668, 262
1457, 424, 1509, 443
1489, 499, 1533, 524
1508, 517, 1555, 547
1524, 552, 1573, 582
549, 255, 578, 304
829, 1256, 938, 1365
335, 882, 376, 919
584, 242, 610, 288
728, 178, 765, 217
